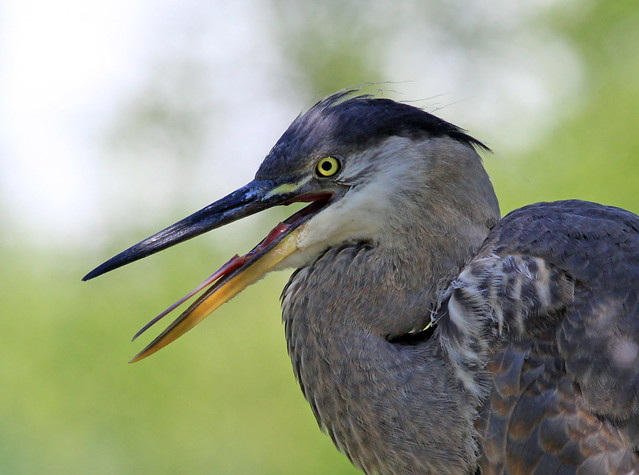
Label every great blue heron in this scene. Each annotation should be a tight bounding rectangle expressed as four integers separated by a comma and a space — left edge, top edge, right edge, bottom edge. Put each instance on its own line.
84, 91, 639, 474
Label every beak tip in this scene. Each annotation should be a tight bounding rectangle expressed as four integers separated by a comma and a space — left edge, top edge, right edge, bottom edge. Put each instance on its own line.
82, 262, 113, 282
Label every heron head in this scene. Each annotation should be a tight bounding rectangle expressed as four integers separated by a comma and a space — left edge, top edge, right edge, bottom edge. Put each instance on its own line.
83, 90, 498, 362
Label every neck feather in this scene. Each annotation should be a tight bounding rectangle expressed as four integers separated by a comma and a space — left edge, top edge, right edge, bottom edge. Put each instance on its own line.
282, 243, 480, 474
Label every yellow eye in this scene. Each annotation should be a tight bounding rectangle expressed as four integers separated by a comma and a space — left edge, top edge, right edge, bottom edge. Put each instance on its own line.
315, 157, 341, 177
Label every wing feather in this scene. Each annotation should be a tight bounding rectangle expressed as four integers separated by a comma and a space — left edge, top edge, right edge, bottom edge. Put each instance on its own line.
448, 200, 639, 473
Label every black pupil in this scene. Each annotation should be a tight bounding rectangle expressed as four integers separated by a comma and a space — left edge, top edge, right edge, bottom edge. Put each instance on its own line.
321, 161, 333, 171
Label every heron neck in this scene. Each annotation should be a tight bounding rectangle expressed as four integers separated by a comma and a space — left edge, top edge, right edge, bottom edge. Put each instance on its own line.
281, 239, 483, 473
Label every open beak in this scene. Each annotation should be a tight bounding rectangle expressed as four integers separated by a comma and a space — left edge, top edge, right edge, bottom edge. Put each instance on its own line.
83, 177, 332, 362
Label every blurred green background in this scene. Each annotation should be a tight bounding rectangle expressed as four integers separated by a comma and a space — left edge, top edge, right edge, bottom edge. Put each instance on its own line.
2, 1, 639, 473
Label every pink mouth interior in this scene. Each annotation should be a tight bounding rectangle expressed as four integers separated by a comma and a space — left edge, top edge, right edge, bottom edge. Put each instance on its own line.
131, 194, 331, 341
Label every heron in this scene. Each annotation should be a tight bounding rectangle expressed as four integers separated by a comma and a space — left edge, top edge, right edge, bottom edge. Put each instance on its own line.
84, 91, 639, 474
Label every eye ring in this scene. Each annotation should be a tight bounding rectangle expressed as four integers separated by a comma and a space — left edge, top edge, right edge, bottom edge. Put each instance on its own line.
315, 156, 341, 178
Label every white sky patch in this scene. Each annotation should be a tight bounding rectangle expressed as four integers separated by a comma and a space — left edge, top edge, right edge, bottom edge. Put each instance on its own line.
0, 0, 290, 249
0, 0, 152, 246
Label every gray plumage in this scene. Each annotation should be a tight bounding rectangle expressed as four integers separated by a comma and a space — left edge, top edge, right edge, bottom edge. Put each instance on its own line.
86, 92, 639, 474
273, 94, 639, 473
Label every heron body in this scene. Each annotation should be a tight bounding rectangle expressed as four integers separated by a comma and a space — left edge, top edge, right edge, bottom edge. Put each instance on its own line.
85, 92, 639, 474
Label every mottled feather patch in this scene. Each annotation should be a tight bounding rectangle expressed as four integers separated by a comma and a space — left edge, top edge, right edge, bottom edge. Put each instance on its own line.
438, 251, 579, 410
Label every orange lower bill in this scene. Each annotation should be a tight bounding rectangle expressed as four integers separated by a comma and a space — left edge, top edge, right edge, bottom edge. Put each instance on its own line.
129, 224, 304, 363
